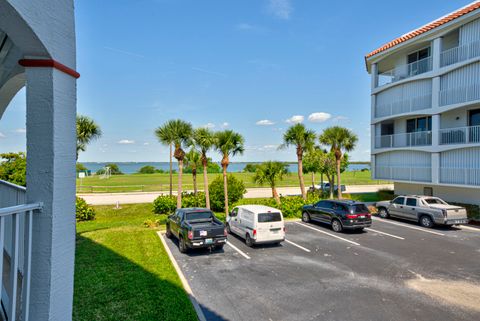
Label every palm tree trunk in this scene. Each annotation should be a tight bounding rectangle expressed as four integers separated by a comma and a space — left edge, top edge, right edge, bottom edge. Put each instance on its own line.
297, 156, 306, 200
169, 143, 173, 197
336, 158, 343, 199
203, 159, 210, 209
223, 165, 229, 215
311, 172, 315, 189
177, 159, 183, 208
272, 187, 280, 204
192, 168, 198, 196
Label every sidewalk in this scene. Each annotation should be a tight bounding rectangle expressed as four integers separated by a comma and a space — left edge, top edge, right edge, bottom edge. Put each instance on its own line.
78, 184, 394, 205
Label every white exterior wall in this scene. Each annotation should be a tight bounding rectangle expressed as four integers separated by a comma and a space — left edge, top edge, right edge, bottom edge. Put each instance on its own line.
440, 62, 480, 106
460, 17, 480, 44
395, 182, 480, 206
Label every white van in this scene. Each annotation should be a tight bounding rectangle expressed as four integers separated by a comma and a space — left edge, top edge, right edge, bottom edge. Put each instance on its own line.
226, 205, 285, 247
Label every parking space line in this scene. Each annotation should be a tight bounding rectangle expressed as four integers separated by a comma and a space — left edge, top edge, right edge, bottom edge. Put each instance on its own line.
365, 228, 405, 240
459, 225, 480, 232
226, 241, 251, 259
371, 217, 445, 236
285, 239, 311, 253
294, 222, 360, 246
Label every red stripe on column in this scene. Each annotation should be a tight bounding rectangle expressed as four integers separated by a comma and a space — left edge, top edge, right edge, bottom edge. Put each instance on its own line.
18, 59, 80, 79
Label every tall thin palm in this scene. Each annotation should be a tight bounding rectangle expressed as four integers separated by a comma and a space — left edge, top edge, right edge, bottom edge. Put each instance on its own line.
156, 120, 193, 207
155, 121, 177, 196
192, 128, 216, 209
184, 149, 202, 196
253, 161, 288, 204
319, 126, 358, 199
214, 130, 245, 215
76, 115, 102, 160
280, 124, 316, 200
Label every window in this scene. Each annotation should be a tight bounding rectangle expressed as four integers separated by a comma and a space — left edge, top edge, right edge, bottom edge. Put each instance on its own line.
381, 122, 394, 135
406, 198, 417, 207
316, 201, 333, 209
186, 211, 213, 221
407, 117, 432, 133
393, 197, 405, 205
177, 211, 184, 221
408, 47, 431, 64
230, 208, 238, 217
469, 109, 480, 127
423, 198, 447, 205
258, 212, 282, 223
333, 203, 348, 213
351, 204, 370, 214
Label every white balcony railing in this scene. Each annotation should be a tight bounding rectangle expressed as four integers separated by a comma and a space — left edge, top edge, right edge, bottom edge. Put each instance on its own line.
441, 40, 480, 67
0, 180, 42, 321
375, 131, 432, 149
439, 125, 480, 145
375, 166, 432, 182
439, 83, 480, 106
377, 56, 433, 87
440, 168, 480, 186
375, 94, 432, 118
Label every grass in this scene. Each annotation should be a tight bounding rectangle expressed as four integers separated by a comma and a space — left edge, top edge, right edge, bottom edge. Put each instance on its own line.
77, 171, 390, 193
74, 203, 197, 321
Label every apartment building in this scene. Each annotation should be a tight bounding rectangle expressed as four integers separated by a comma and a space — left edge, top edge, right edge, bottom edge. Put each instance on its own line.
365, 1, 480, 205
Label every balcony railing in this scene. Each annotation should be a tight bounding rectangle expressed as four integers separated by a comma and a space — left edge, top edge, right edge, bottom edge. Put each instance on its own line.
440, 168, 480, 186
375, 94, 432, 118
377, 56, 433, 87
375, 131, 432, 149
439, 83, 480, 106
441, 40, 480, 67
375, 166, 432, 182
439, 125, 480, 145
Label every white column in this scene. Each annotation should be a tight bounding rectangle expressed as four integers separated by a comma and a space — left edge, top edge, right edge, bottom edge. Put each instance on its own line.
371, 124, 376, 151
432, 76, 441, 108
371, 63, 378, 90
26, 67, 76, 320
431, 114, 440, 146
432, 37, 443, 71
371, 154, 376, 179
431, 153, 440, 184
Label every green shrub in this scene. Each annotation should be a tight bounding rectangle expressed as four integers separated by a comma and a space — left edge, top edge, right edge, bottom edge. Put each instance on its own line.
243, 163, 260, 173
182, 192, 207, 208
143, 215, 168, 228
378, 188, 394, 201
76, 163, 88, 172
76, 197, 96, 221
138, 165, 157, 174
153, 195, 177, 214
96, 163, 123, 175
450, 202, 480, 221
0, 152, 26, 186
209, 175, 246, 212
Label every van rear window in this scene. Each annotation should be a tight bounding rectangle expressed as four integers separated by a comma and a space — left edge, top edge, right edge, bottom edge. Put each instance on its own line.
258, 212, 282, 222
351, 204, 369, 214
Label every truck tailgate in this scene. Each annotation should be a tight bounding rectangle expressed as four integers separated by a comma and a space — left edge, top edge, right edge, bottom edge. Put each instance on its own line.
192, 223, 224, 238
446, 208, 468, 220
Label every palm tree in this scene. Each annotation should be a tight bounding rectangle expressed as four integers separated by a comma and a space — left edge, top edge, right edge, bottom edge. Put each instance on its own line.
184, 148, 202, 196
319, 126, 358, 199
156, 119, 193, 208
192, 128, 216, 209
155, 121, 177, 196
280, 124, 316, 200
214, 130, 245, 215
253, 161, 288, 204
76, 115, 102, 160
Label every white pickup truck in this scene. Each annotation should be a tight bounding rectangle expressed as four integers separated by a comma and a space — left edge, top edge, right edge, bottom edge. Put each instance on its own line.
375, 195, 468, 228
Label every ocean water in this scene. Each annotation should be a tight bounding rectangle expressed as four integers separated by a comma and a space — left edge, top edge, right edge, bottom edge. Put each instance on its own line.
80, 162, 370, 174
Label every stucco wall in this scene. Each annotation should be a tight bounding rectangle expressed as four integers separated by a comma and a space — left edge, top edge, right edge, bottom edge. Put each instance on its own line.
395, 182, 480, 205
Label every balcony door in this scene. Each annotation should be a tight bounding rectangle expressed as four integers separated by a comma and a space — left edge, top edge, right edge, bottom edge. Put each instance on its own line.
407, 47, 431, 76
469, 109, 480, 143
406, 116, 432, 146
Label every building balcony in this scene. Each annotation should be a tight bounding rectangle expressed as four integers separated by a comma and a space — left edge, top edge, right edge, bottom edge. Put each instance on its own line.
440, 167, 480, 186
439, 83, 480, 106
377, 56, 433, 87
441, 40, 480, 67
375, 166, 432, 182
439, 125, 480, 145
375, 94, 432, 118
375, 131, 432, 149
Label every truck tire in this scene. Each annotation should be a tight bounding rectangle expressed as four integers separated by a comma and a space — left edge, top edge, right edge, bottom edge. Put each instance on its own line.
419, 215, 434, 228
245, 234, 254, 247
179, 237, 188, 253
165, 225, 172, 239
378, 207, 389, 219
302, 212, 311, 223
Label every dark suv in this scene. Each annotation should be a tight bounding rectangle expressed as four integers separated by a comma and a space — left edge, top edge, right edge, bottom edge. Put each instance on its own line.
302, 200, 372, 232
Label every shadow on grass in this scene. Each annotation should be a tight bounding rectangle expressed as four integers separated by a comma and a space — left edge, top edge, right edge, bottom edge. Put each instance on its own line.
74, 234, 229, 321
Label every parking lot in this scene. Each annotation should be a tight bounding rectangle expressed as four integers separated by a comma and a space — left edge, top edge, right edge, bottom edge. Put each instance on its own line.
162, 218, 480, 321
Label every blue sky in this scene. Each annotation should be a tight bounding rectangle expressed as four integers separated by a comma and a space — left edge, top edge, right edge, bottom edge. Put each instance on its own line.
0, 0, 473, 162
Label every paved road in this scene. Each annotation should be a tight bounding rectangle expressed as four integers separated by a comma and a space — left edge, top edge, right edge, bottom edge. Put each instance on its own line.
79, 184, 393, 205
163, 218, 480, 321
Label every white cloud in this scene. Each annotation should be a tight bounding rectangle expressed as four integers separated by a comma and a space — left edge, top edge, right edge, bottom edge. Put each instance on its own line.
263, 144, 279, 150
267, 0, 293, 20
0, 132, 5, 138
332, 115, 350, 123
143, 142, 150, 146
14, 128, 26, 134
220, 122, 229, 129
285, 115, 304, 124
118, 139, 135, 144
308, 112, 331, 123
256, 119, 275, 126
203, 123, 216, 129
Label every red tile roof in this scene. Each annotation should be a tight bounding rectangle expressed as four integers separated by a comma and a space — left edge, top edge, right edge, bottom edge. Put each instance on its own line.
365, 1, 480, 59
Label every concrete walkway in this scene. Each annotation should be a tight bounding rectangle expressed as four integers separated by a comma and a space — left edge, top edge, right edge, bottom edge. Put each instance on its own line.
78, 184, 393, 205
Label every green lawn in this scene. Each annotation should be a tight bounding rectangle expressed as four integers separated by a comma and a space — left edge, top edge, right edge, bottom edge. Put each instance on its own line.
77, 171, 390, 193
74, 204, 197, 321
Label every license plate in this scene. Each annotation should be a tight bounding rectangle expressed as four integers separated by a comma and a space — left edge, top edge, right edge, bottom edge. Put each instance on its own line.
205, 238, 213, 244
358, 215, 365, 219
271, 230, 279, 234
200, 230, 207, 237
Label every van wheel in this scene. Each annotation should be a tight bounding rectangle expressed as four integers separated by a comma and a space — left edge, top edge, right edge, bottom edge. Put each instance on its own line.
226, 223, 231, 234
179, 237, 188, 253
331, 219, 343, 233
302, 212, 311, 223
378, 207, 389, 219
419, 215, 434, 228
245, 234, 254, 247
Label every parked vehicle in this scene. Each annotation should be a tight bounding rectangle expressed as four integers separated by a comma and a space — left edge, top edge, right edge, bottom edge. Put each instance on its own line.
302, 200, 372, 232
166, 208, 227, 253
309, 182, 346, 193
375, 195, 468, 228
227, 205, 285, 247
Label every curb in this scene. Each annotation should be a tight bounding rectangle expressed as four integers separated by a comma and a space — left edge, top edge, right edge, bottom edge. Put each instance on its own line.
156, 231, 207, 321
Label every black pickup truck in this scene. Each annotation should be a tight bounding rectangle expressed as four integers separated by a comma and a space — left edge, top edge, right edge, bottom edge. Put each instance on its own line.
166, 208, 227, 253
